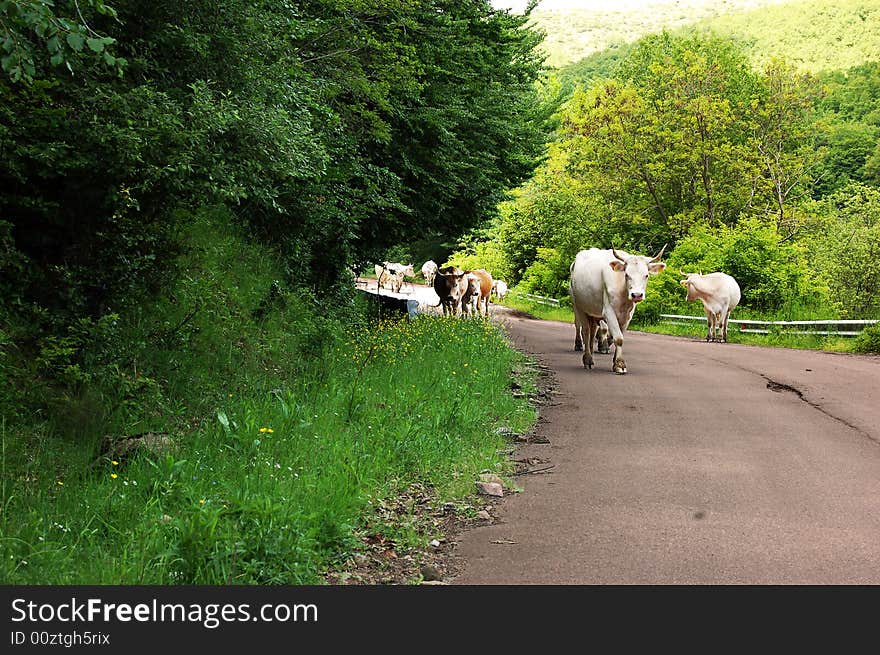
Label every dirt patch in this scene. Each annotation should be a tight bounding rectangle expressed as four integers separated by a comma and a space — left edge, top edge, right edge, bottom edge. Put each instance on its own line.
321, 483, 505, 585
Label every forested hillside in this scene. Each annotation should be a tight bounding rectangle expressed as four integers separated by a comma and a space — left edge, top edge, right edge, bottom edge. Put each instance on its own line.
689, 0, 880, 73
529, 0, 880, 72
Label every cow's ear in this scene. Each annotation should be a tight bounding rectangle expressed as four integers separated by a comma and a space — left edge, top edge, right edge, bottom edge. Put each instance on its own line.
679, 279, 688, 287
609, 260, 625, 272
648, 262, 666, 275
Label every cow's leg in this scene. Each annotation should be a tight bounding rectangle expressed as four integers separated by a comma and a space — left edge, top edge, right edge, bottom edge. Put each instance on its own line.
596, 321, 610, 354
603, 308, 627, 374
705, 310, 714, 341
573, 312, 583, 351
721, 308, 731, 342
586, 316, 601, 359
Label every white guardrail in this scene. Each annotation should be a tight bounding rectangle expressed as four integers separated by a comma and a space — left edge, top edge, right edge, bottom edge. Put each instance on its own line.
660, 314, 880, 337
508, 289, 560, 307
506, 291, 877, 337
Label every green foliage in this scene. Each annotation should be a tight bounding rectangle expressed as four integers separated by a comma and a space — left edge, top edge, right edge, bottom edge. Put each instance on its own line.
814, 62, 880, 196
853, 324, 880, 353
445, 237, 511, 281
517, 247, 571, 298
0, 0, 125, 83
1, 0, 550, 397
686, 0, 880, 74
528, 0, 789, 69
804, 183, 880, 317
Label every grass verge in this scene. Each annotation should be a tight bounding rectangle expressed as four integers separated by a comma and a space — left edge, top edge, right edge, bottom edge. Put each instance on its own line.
0, 209, 536, 584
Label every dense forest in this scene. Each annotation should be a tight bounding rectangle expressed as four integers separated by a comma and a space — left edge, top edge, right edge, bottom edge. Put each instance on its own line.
1, 0, 548, 411
449, 4, 880, 333
0, 1, 547, 583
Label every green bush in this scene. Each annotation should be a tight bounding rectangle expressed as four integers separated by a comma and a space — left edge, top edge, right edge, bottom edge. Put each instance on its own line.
853, 325, 880, 353
517, 248, 571, 298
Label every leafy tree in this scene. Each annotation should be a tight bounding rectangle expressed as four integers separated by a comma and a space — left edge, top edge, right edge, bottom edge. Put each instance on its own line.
806, 183, 880, 317
814, 62, 880, 196
750, 59, 826, 236
1, 0, 124, 82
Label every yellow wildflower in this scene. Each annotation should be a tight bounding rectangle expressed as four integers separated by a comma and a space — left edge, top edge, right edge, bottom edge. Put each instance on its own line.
110, 473, 118, 479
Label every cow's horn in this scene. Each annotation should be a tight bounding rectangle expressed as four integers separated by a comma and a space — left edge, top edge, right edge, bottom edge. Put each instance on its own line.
611, 247, 626, 263
679, 269, 688, 277
650, 243, 667, 262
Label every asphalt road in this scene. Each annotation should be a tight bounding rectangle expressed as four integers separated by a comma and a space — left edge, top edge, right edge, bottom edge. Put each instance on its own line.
453, 309, 880, 584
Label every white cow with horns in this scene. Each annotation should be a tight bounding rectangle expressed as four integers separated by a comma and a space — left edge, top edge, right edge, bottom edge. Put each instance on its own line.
679, 271, 741, 342
569, 246, 666, 374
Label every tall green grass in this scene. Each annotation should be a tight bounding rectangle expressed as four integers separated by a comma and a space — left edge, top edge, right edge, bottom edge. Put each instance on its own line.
0, 208, 536, 584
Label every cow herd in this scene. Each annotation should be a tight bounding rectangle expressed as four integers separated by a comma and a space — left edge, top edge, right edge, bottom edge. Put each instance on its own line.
372, 246, 741, 376
431, 265, 499, 318
372, 259, 511, 319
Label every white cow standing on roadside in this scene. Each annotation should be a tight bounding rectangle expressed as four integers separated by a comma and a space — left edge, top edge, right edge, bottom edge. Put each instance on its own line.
680, 271, 741, 342
491, 279, 508, 301
375, 262, 415, 293
421, 260, 439, 288
569, 246, 666, 374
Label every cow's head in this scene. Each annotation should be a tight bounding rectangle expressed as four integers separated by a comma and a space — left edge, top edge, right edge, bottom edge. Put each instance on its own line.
611, 245, 667, 303
679, 270, 704, 302
434, 269, 467, 300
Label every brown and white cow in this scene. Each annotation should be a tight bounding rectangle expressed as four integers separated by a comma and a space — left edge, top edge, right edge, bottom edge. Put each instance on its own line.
461, 273, 482, 318
679, 271, 742, 342
432, 266, 469, 316
464, 269, 493, 318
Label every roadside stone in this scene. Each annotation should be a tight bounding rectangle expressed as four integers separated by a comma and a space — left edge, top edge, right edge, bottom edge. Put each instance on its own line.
475, 481, 503, 497
478, 473, 504, 486
420, 564, 442, 581
476, 510, 491, 520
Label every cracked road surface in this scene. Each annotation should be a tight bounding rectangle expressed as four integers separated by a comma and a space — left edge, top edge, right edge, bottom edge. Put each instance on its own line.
454, 312, 880, 584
